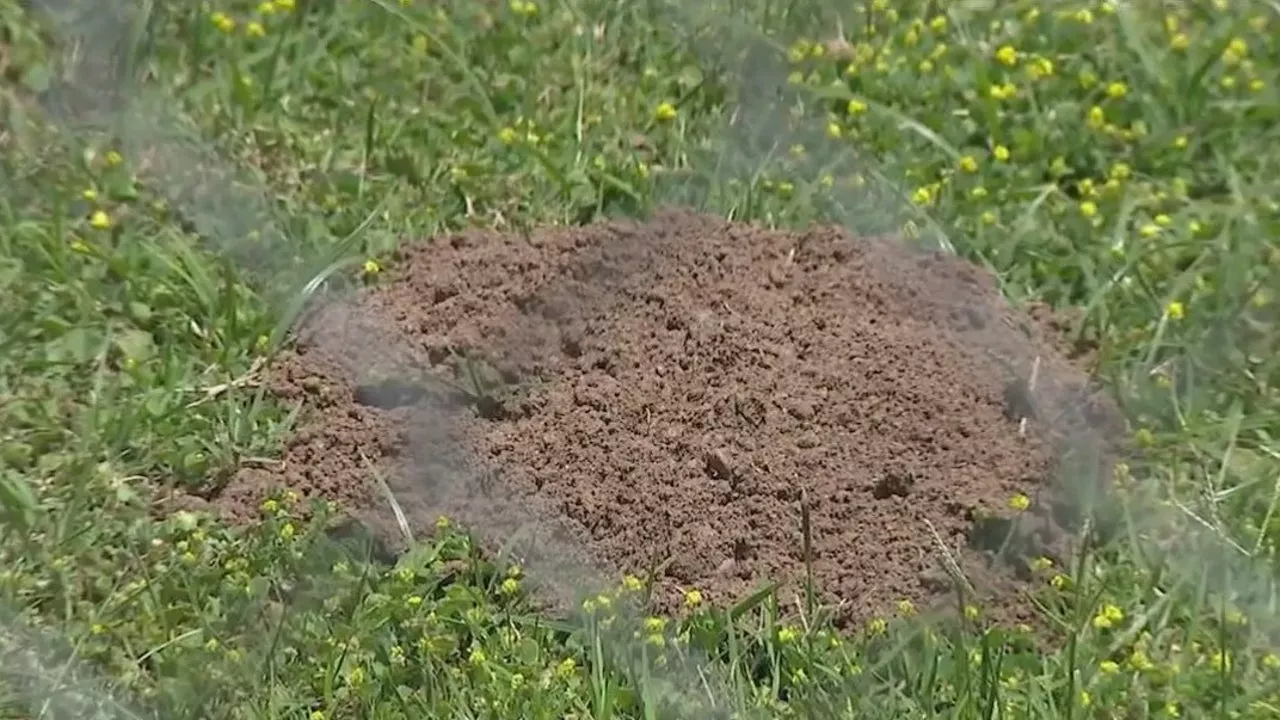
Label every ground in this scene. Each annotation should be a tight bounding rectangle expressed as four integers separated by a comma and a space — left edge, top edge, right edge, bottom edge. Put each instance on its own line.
0, 0, 1278, 718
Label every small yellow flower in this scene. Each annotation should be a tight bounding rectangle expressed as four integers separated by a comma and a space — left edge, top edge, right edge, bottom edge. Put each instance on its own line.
104, 150, 123, 167
555, 657, 577, 679
1080, 201, 1098, 218
970, 186, 988, 199
1087, 105, 1105, 129
826, 121, 843, 139
995, 45, 1018, 67
929, 15, 947, 32
1008, 493, 1031, 511
1099, 660, 1120, 674
211, 11, 236, 33
683, 588, 703, 607
1262, 652, 1280, 669
958, 155, 978, 173
1092, 603, 1125, 630
82, 188, 98, 201
1222, 38, 1248, 65
362, 258, 381, 276
1074, 8, 1094, 24
867, 617, 887, 635
910, 186, 935, 206
257, 1, 275, 14
992, 145, 1010, 162
275, 0, 295, 9
500, 577, 520, 595
896, 599, 916, 616
509, 0, 538, 16
1154, 213, 1172, 227
1170, 33, 1190, 50
621, 574, 643, 592
1028, 57, 1054, 79
980, 210, 997, 225
1079, 70, 1098, 89
1106, 81, 1128, 99
654, 101, 677, 122
777, 625, 799, 643
1050, 573, 1070, 589
1165, 301, 1185, 320
1030, 556, 1054, 572
1249, 79, 1264, 93
279, 522, 294, 540
963, 604, 980, 620
1109, 163, 1132, 181
1140, 223, 1160, 238
89, 210, 111, 229
847, 98, 868, 115
497, 127, 518, 145
245, 21, 265, 37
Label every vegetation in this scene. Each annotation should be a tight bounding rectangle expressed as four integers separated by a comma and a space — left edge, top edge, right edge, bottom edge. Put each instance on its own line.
1, 0, 1278, 717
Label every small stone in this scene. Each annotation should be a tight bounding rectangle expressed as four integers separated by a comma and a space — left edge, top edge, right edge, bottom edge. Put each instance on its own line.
704, 448, 733, 481
785, 399, 815, 421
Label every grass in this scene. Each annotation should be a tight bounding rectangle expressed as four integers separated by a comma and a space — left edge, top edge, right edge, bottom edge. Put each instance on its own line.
1, 0, 1279, 716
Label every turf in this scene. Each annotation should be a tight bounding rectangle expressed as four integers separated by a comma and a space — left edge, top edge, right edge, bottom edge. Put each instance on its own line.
1, 0, 1279, 717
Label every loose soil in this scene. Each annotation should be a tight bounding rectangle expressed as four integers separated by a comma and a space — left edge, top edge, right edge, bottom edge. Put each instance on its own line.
198, 210, 1119, 629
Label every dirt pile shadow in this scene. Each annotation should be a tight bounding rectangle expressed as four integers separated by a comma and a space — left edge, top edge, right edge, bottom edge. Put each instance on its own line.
197, 209, 1121, 629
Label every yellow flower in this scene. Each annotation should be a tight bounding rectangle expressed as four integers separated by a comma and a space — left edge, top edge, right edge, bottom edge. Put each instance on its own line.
970, 186, 988, 199
500, 577, 520, 595
1092, 603, 1125, 630
257, 1, 275, 14
621, 574, 643, 592
1222, 38, 1248, 65
995, 45, 1019, 67
929, 15, 947, 32
683, 589, 703, 608
89, 210, 111, 229
1170, 33, 1189, 50
276, 0, 295, 9
993, 145, 1010, 162
847, 98, 868, 115
363, 258, 381, 276
211, 11, 236, 32
1165, 301, 1185, 320
1087, 105, 1105, 129
896, 599, 916, 616
1250, 79, 1265, 93
1140, 223, 1160, 238
1028, 57, 1054, 79
497, 127, 518, 145
104, 150, 123, 166
1106, 81, 1128, 99
1108, 162, 1132, 181
1099, 660, 1120, 674
654, 101, 677, 122
911, 186, 935, 206
1080, 201, 1098, 218
958, 155, 978, 173
82, 188, 98, 201
509, 0, 538, 16
1050, 573, 1070, 589
980, 210, 997, 225
867, 617, 887, 635
246, 21, 265, 37
1074, 8, 1094, 23
826, 121, 843, 139
1008, 493, 1031, 511
1079, 70, 1098, 89
1154, 213, 1172, 227
1030, 556, 1054, 572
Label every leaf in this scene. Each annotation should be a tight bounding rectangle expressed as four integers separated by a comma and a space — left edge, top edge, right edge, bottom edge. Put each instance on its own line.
114, 327, 155, 363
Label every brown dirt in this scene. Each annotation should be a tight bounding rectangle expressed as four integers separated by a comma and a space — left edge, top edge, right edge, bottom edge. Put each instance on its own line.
198, 209, 1120, 629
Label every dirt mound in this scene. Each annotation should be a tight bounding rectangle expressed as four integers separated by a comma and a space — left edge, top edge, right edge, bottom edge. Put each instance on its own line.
208, 210, 1117, 627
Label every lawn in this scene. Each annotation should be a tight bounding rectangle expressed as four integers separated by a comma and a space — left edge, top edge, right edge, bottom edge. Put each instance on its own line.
1, 0, 1279, 717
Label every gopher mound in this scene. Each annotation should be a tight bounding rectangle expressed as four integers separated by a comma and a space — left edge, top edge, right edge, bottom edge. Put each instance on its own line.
208, 210, 1115, 628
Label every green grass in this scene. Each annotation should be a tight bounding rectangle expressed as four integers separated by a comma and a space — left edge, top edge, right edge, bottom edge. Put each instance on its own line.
2, 0, 1280, 717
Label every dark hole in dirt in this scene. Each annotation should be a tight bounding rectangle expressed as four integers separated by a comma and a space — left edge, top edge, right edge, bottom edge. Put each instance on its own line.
208, 210, 1121, 631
